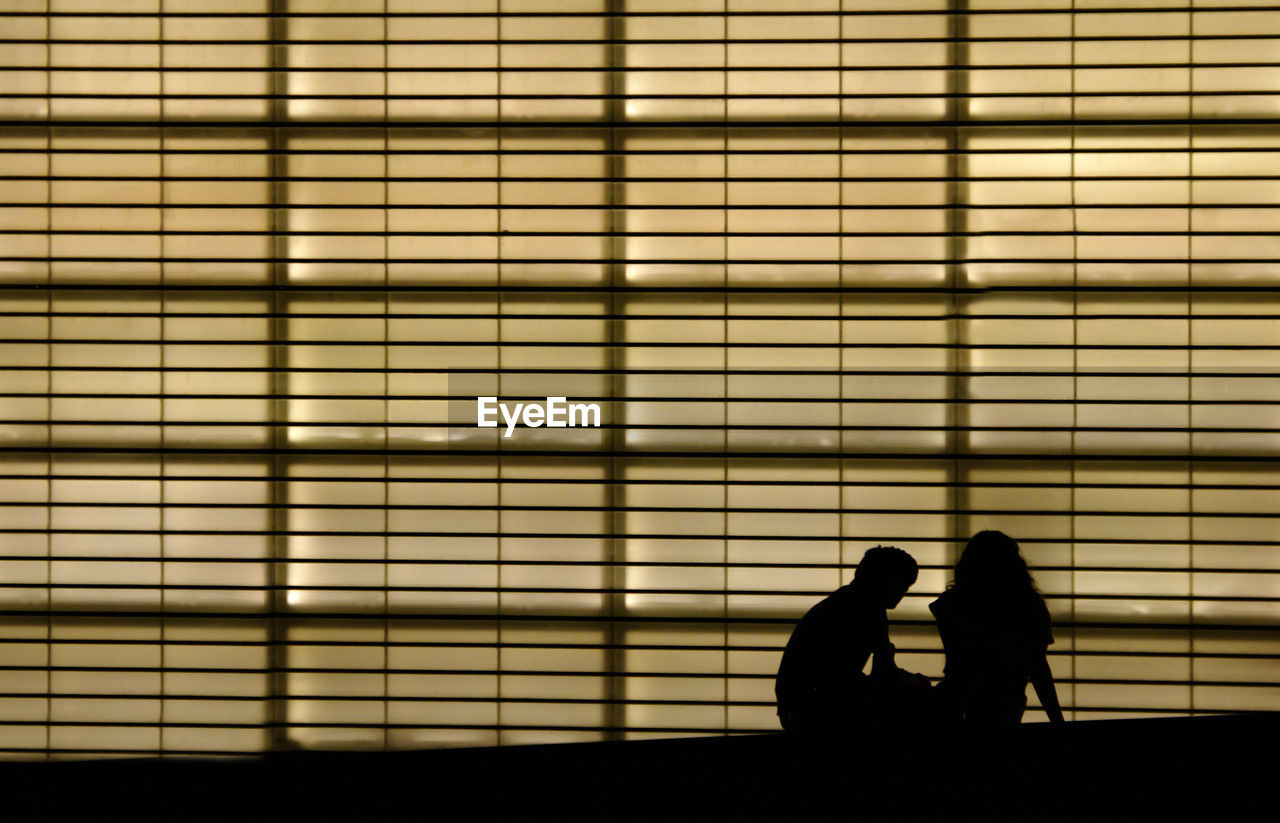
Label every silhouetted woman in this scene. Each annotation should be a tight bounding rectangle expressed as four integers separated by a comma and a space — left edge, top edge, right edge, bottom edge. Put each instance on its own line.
929, 531, 1064, 727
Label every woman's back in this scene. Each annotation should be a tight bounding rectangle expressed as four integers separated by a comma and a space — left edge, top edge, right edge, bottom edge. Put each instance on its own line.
932, 531, 1060, 726
931, 588, 1052, 724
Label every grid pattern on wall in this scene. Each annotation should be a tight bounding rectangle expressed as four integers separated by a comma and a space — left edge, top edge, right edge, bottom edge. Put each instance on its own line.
1, 0, 1279, 756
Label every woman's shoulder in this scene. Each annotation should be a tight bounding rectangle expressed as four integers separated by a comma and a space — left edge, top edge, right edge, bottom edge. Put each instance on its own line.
1026, 592, 1054, 643
933, 587, 1045, 622
929, 588, 959, 619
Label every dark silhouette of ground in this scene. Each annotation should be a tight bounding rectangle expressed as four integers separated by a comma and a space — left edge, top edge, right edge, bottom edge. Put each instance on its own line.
2, 714, 1271, 821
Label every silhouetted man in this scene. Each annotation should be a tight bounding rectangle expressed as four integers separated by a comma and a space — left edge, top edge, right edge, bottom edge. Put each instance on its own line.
775, 546, 931, 736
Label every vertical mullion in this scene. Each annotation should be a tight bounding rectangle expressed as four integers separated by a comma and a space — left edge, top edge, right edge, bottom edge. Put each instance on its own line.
946, 0, 969, 569
495, 0, 505, 745
42, 0, 52, 761
158, 0, 167, 756
1069, 0, 1078, 724
381, 0, 390, 751
839, 0, 846, 602
267, 0, 290, 752
721, 0, 729, 738
605, 0, 626, 743
1186, 1, 1196, 719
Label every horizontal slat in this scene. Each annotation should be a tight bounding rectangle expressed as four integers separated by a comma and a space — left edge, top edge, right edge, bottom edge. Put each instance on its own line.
7, 35, 1280, 44
1, 62, 1277, 72
2, 285, 1277, 294
6, 397, 1280, 406
0, 680, 1267, 695
3, 524, 1279, 536
0, 536, 1274, 548
4, 144, 1280, 152
0, 581, 1274, 598
7, 258, 1280, 265
9, 91, 1280, 100
0, 145, 1278, 154
2, 449, 1280, 460
8, 501, 1280, 514
0, 610, 1267, 630
5, 117, 1279, 127
1, 204, 1273, 210
0, 313, 1272, 322
4, 174, 1276, 181
7, 424, 1280, 436
0, 558, 1274, 575
4, 475, 1280, 491
4, 368, 1273, 377
1, 341, 1274, 350
2, 6, 1275, 16
0, 585, 1273, 603
0, 637, 1271, 661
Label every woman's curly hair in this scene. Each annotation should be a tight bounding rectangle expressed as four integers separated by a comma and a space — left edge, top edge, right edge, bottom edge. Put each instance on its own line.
951, 530, 1044, 610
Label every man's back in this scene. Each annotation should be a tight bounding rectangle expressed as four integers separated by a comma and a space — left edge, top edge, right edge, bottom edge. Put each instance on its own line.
775, 584, 889, 727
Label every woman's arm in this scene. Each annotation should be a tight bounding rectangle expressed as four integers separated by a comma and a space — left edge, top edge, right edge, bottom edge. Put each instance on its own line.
1029, 653, 1065, 724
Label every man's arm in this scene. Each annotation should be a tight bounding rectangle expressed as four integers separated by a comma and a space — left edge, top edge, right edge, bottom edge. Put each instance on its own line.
869, 640, 899, 678
869, 623, 933, 689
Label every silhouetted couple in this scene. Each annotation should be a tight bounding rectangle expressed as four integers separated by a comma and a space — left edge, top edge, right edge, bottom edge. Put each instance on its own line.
775, 530, 1064, 739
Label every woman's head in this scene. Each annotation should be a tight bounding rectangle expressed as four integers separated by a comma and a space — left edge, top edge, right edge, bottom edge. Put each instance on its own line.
953, 530, 1038, 597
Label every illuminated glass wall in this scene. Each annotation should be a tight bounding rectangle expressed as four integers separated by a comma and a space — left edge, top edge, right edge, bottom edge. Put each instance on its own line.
0, 0, 1278, 757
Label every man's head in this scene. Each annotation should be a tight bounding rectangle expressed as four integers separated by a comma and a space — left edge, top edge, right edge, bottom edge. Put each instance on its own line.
853, 545, 919, 608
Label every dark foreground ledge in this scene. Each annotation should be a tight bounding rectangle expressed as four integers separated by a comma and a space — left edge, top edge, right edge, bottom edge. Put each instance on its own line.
1, 714, 1273, 820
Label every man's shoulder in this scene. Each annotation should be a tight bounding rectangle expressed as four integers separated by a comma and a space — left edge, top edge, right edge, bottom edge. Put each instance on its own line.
826, 583, 874, 611
799, 584, 870, 623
